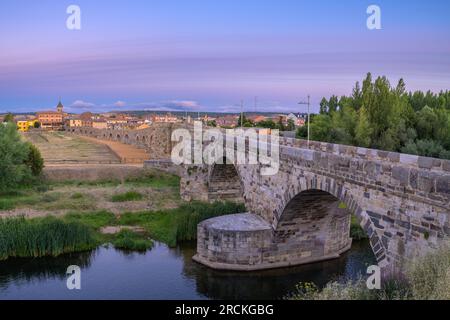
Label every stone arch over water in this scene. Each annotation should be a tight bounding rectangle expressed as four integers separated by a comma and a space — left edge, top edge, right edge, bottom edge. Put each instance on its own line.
270, 174, 388, 269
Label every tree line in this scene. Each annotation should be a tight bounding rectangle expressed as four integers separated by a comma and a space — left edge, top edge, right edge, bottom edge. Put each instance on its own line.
297, 73, 450, 159
0, 121, 44, 192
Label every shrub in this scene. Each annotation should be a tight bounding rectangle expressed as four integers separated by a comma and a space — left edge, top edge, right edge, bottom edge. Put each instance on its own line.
24, 142, 44, 177
174, 201, 246, 243
350, 215, 368, 240
287, 247, 450, 300
63, 210, 117, 230
119, 201, 246, 247
407, 247, 450, 300
0, 123, 32, 192
112, 229, 153, 251
111, 191, 143, 202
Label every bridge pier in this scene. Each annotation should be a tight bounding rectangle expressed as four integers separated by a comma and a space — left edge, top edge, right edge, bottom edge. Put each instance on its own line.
193, 212, 352, 271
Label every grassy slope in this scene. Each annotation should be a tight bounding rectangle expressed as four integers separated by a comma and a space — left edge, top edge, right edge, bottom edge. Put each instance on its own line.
0, 170, 181, 212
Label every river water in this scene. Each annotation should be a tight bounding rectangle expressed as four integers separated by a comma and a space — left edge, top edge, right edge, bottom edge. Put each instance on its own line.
0, 240, 375, 300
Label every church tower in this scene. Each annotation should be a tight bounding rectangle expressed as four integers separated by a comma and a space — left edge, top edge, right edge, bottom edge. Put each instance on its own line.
56, 100, 64, 113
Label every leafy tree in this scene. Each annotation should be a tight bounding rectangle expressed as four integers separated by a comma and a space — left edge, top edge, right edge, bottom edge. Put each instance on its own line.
257, 119, 278, 129
354, 107, 372, 147
3, 113, 14, 123
296, 125, 308, 139
328, 95, 339, 113
0, 123, 32, 191
286, 119, 296, 131
310, 114, 332, 142
237, 114, 254, 128
0, 123, 44, 192
24, 143, 44, 176
33, 121, 41, 129
306, 73, 450, 159
319, 98, 329, 114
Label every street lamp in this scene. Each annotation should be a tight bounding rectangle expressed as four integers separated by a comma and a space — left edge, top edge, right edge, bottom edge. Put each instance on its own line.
298, 95, 311, 147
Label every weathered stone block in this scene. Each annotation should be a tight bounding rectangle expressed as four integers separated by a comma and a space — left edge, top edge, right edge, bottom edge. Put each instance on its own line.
392, 166, 410, 185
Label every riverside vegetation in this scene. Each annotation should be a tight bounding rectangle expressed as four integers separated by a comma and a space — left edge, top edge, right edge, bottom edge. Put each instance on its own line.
287, 246, 450, 300
0, 121, 245, 259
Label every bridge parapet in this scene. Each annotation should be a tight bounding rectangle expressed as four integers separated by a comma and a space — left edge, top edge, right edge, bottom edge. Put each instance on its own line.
281, 137, 450, 173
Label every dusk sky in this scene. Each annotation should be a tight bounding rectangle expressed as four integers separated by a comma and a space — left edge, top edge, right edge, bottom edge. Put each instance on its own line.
1, 0, 449, 114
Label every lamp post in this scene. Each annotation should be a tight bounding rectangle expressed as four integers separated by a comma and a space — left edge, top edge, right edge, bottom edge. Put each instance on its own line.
298, 95, 311, 147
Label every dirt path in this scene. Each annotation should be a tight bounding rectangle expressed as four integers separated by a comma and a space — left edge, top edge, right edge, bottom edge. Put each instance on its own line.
78, 135, 150, 164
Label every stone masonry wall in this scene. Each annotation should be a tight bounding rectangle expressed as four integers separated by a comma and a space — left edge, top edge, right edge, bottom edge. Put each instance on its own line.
70, 123, 181, 159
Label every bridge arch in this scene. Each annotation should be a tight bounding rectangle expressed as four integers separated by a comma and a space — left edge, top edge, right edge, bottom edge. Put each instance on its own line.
142, 135, 147, 146
208, 159, 244, 202
272, 174, 388, 268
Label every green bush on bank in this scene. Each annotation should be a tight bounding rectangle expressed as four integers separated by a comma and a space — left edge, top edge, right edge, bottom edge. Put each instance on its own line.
112, 229, 153, 251
111, 190, 143, 202
0, 123, 44, 192
0, 216, 97, 260
350, 215, 368, 240
0, 201, 245, 260
119, 201, 246, 247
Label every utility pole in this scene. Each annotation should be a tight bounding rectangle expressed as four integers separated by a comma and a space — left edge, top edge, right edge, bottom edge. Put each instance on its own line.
240, 100, 244, 129
298, 95, 311, 147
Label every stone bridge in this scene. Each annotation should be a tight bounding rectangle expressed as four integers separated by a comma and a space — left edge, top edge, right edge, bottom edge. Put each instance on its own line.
69, 124, 181, 159
71, 124, 450, 274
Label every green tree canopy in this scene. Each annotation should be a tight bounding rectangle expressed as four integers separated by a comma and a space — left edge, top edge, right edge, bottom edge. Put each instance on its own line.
296, 73, 450, 159
0, 123, 44, 192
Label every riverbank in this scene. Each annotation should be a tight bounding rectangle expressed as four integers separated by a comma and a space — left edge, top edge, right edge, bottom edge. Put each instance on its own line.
287, 246, 450, 300
0, 201, 245, 260
0, 166, 245, 260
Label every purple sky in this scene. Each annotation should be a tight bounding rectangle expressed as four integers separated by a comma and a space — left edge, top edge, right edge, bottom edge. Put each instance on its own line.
1, 0, 449, 114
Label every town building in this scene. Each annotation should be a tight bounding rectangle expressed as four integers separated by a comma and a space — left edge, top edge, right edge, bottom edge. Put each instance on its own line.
287, 113, 306, 127
248, 115, 267, 124
68, 118, 82, 127
216, 115, 238, 128
36, 101, 66, 130
151, 113, 179, 123
92, 119, 108, 129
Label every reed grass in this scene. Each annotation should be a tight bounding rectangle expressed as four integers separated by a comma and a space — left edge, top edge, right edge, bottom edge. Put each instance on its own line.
112, 229, 153, 251
111, 191, 143, 202
0, 216, 97, 260
119, 201, 246, 247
